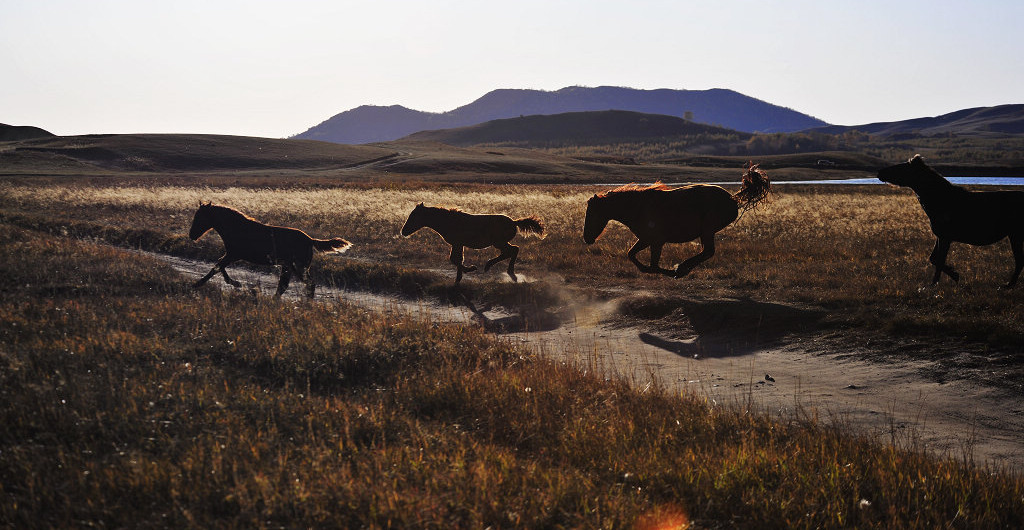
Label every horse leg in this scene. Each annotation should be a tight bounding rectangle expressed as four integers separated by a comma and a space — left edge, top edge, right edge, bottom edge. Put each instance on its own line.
196, 255, 239, 288
1003, 234, 1024, 289
674, 233, 716, 278
275, 266, 293, 297
506, 244, 520, 282
219, 267, 242, 288
627, 240, 654, 273
449, 245, 476, 283
485, 242, 519, 281
648, 243, 676, 277
929, 238, 958, 284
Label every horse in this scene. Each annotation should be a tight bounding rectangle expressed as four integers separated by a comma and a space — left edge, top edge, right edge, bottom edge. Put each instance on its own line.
877, 154, 1024, 288
400, 203, 544, 283
583, 163, 771, 278
188, 202, 351, 298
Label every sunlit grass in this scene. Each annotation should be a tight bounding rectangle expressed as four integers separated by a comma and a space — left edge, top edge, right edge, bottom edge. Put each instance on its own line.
3, 180, 1021, 346
1, 222, 1021, 527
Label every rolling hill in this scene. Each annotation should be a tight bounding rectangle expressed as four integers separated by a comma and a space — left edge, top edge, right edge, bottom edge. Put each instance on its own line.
808, 104, 1024, 137
402, 110, 751, 146
293, 86, 828, 144
1, 123, 55, 142
0, 133, 396, 173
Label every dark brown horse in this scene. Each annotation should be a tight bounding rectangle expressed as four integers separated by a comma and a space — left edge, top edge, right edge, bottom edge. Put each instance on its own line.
189, 202, 351, 297
401, 203, 544, 283
583, 163, 771, 278
878, 154, 1024, 288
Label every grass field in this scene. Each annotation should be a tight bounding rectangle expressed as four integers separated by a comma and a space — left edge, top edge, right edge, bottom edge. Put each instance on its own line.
4, 173, 1024, 524
2, 187, 1023, 527
3, 179, 1022, 347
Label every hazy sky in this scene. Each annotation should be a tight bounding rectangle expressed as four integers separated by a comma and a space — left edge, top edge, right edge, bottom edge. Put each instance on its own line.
2, 0, 1021, 138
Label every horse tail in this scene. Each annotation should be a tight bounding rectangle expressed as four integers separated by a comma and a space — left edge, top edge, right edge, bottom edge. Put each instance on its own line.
514, 217, 545, 238
312, 237, 352, 253
732, 162, 772, 212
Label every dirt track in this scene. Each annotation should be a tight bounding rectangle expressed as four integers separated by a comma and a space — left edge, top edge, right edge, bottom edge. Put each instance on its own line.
162, 253, 1024, 472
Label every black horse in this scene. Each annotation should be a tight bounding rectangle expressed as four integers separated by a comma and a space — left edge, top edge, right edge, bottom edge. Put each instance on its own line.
189, 203, 351, 297
878, 154, 1024, 288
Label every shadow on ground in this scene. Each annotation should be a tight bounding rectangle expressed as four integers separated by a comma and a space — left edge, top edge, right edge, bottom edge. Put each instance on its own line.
622, 295, 827, 359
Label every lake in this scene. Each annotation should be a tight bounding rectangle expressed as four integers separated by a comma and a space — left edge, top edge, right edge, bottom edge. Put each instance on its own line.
772, 177, 1024, 186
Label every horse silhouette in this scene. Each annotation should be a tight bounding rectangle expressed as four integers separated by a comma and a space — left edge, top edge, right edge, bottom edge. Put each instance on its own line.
583, 163, 771, 277
878, 154, 1024, 288
401, 203, 544, 283
188, 202, 351, 297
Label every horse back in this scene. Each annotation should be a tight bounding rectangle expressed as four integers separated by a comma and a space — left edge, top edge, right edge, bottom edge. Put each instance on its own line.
223, 222, 315, 264
446, 213, 517, 248
923, 188, 1024, 244
666, 184, 738, 231
619, 185, 736, 243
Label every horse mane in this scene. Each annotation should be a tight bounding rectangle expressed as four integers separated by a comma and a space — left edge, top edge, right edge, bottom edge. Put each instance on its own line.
419, 204, 470, 216
205, 203, 259, 222
201, 203, 262, 224
597, 182, 670, 198
910, 154, 962, 193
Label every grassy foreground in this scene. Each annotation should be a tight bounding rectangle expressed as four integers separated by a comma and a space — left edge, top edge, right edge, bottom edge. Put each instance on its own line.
2, 215, 1023, 527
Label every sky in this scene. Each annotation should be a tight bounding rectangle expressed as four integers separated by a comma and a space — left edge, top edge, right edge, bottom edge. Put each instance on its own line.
2, 0, 1021, 138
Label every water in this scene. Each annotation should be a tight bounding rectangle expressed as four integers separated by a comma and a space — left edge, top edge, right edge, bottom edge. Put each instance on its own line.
771, 176, 1024, 186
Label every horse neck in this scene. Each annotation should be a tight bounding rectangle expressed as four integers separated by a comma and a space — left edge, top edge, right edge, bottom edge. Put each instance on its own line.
911, 168, 961, 204
418, 207, 461, 237
601, 192, 647, 225
209, 207, 258, 235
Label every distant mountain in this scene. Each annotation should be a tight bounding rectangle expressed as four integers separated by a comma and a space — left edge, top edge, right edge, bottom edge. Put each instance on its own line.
403, 110, 751, 146
1, 123, 55, 142
807, 104, 1024, 137
293, 86, 828, 144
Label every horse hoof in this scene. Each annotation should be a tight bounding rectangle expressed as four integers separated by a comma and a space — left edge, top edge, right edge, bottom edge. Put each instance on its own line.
465, 265, 478, 272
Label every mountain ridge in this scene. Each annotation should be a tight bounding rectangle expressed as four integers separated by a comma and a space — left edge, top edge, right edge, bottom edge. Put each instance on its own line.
293, 86, 828, 144
402, 109, 750, 146
807, 104, 1024, 137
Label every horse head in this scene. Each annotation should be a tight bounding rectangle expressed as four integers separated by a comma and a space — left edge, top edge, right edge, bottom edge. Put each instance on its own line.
401, 203, 426, 237
189, 202, 215, 240
878, 154, 935, 190
583, 195, 610, 244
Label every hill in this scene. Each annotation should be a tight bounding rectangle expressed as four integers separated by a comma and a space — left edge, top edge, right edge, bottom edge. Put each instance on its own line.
1, 133, 395, 174
293, 86, 828, 144
0, 132, 797, 183
402, 110, 751, 146
807, 104, 1024, 137
0, 123, 55, 142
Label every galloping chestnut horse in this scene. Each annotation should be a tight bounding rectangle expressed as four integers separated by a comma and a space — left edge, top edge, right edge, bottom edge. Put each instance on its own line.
878, 154, 1024, 288
401, 203, 544, 283
583, 163, 771, 278
189, 202, 351, 297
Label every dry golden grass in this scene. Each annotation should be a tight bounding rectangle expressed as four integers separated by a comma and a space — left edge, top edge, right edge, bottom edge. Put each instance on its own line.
1, 220, 1022, 528
3, 179, 1022, 387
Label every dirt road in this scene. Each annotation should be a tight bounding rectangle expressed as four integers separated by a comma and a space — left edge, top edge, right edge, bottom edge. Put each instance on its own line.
161, 254, 1024, 472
